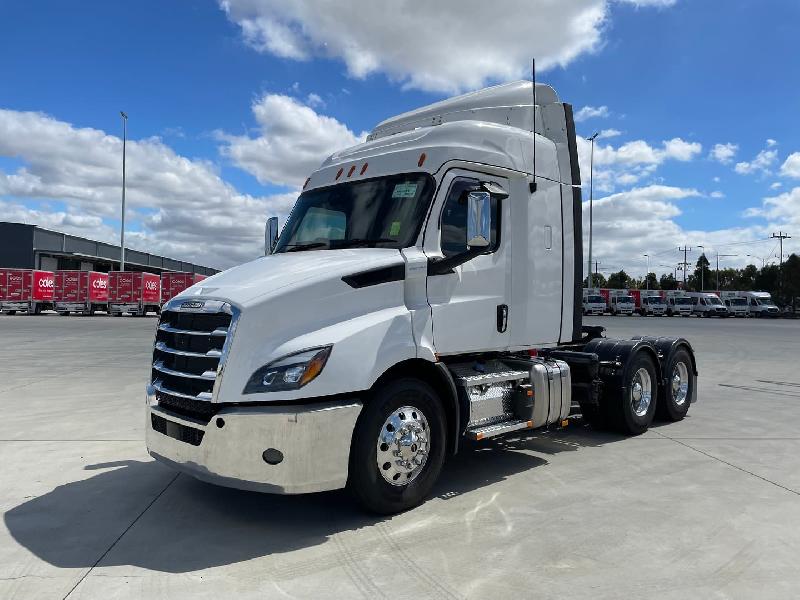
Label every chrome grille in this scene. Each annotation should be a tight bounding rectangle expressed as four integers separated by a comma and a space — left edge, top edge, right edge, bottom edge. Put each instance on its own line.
150, 299, 239, 424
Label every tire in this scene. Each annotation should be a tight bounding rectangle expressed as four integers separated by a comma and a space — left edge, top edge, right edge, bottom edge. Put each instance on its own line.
607, 352, 658, 435
348, 377, 446, 514
656, 348, 694, 422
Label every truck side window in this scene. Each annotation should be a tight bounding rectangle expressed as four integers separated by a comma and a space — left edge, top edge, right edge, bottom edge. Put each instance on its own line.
440, 178, 500, 258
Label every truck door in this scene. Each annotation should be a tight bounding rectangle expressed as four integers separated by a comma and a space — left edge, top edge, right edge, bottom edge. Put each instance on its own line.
425, 171, 510, 354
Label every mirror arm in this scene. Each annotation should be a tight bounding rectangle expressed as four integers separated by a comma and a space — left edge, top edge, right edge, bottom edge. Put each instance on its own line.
427, 248, 484, 276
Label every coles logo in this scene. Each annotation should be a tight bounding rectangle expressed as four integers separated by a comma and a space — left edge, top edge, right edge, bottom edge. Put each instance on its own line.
9, 275, 22, 283
92, 279, 108, 289
145, 280, 159, 291
39, 277, 55, 289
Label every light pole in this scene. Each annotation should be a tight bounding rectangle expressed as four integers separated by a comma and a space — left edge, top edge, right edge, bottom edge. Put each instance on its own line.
120, 111, 128, 271
643, 254, 650, 290
716, 253, 737, 291
746, 253, 769, 269
586, 132, 599, 289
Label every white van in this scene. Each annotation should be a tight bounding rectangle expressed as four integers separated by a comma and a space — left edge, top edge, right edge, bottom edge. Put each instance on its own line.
688, 292, 728, 318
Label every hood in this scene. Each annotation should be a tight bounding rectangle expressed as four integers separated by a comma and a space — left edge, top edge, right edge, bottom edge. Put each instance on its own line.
177, 248, 403, 307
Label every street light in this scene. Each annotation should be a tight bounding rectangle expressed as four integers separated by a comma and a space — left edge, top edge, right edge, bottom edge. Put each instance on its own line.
643, 254, 650, 290
716, 253, 737, 291
119, 111, 128, 271
586, 132, 599, 289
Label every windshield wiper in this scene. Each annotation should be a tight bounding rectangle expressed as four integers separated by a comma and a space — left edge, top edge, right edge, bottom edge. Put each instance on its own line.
332, 237, 395, 248
284, 242, 329, 252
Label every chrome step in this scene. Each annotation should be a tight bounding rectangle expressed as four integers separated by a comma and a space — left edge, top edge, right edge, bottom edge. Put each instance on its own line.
466, 419, 533, 441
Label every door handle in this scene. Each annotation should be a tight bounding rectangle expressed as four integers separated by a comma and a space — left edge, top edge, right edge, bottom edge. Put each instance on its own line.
497, 304, 508, 333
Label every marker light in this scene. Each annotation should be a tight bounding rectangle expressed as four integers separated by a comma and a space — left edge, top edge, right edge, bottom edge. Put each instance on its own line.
418, 152, 426, 167
347, 165, 356, 177
360, 162, 368, 175
335, 168, 344, 180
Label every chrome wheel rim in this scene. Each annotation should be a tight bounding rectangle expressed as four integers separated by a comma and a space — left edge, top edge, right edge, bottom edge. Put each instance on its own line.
376, 406, 430, 486
630, 368, 653, 417
672, 362, 689, 406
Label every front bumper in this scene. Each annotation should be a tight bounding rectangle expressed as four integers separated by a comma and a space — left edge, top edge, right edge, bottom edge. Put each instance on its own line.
145, 389, 363, 494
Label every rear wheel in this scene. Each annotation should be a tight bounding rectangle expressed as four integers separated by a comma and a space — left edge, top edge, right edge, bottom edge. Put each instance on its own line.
608, 352, 658, 435
348, 377, 446, 514
656, 348, 694, 421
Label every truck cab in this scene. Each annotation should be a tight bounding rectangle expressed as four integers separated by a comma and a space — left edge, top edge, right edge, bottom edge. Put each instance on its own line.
744, 291, 780, 318
610, 291, 635, 316
666, 294, 693, 317
723, 296, 749, 317
583, 291, 606, 315
639, 293, 667, 316
145, 81, 697, 513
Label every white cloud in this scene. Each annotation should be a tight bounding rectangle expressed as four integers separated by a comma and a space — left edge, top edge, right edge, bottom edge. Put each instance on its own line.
575, 105, 610, 122
710, 191, 724, 198
709, 142, 738, 164
735, 149, 777, 175
220, 0, 675, 93
598, 128, 622, 139
779, 152, 800, 178
770, 182, 783, 190
218, 94, 367, 188
766, 138, 778, 147
0, 108, 295, 269
305, 93, 325, 108
713, 176, 721, 183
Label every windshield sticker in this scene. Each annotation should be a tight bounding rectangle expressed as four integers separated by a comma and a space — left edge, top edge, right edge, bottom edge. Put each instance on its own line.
389, 221, 401, 236
392, 183, 418, 198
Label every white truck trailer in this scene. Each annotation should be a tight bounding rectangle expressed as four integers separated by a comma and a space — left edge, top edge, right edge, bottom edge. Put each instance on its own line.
583, 289, 606, 315
720, 290, 779, 318
145, 81, 698, 513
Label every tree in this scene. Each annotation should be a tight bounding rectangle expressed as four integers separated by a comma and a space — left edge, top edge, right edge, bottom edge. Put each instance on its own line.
689, 253, 713, 291
781, 253, 800, 306
584, 273, 607, 288
660, 273, 678, 290
607, 270, 631, 290
644, 272, 659, 290
755, 264, 780, 296
733, 264, 758, 290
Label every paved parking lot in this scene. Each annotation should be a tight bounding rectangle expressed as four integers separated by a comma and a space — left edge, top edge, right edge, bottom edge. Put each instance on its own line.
1, 314, 799, 599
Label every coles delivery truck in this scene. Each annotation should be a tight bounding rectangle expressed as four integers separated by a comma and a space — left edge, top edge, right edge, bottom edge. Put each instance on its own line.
145, 81, 698, 514
582, 289, 606, 315
54, 270, 109, 315
109, 272, 161, 316
609, 289, 635, 315
636, 290, 667, 317
0, 269, 55, 314
720, 290, 779, 318
161, 272, 207, 304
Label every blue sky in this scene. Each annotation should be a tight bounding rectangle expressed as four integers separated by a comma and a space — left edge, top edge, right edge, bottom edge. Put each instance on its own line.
1, 0, 799, 271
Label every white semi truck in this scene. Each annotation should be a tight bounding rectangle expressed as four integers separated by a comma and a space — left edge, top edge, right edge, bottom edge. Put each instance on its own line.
145, 81, 698, 513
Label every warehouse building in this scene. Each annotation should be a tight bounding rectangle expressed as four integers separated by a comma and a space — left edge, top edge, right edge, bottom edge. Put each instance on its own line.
0, 222, 219, 275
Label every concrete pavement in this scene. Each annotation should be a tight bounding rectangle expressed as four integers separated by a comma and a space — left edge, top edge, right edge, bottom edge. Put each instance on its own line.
1, 314, 799, 599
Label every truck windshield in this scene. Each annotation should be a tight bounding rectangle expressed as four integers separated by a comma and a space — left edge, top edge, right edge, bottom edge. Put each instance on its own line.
587, 296, 604, 303
618, 297, 633, 304
755, 295, 773, 305
708, 297, 723, 305
648, 297, 665, 304
274, 173, 435, 253
729, 298, 747, 306
675, 297, 692, 305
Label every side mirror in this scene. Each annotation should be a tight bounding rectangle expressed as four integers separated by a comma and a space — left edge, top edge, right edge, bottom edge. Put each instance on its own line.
466, 191, 491, 249
265, 216, 279, 255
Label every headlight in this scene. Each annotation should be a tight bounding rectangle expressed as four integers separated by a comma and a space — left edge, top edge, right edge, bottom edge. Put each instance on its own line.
243, 345, 332, 394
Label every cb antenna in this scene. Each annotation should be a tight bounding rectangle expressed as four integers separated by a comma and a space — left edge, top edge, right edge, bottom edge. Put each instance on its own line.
530, 58, 537, 193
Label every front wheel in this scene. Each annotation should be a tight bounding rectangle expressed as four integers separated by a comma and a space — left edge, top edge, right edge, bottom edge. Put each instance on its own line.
348, 377, 446, 514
